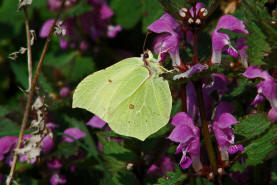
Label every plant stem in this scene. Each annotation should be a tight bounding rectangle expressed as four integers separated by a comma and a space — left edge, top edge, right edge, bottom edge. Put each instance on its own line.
194, 80, 217, 174
192, 31, 198, 64
23, 7, 32, 91
6, 2, 66, 184
180, 84, 187, 113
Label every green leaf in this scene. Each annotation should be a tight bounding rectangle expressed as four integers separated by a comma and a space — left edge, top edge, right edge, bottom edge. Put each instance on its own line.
110, 0, 142, 29
112, 171, 140, 185
55, 142, 79, 158
62, 0, 92, 18
235, 113, 271, 140
72, 56, 95, 82
244, 124, 277, 166
10, 61, 28, 89
101, 139, 136, 162
0, 0, 24, 36
103, 155, 126, 173
142, 0, 164, 32
245, 21, 270, 66
44, 52, 76, 67
38, 72, 55, 93
155, 167, 186, 185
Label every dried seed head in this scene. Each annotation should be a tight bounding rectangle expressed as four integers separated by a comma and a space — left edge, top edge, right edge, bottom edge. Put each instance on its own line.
179, 8, 188, 18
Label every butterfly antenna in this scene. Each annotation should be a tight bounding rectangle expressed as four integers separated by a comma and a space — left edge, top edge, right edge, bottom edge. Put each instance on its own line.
142, 31, 151, 53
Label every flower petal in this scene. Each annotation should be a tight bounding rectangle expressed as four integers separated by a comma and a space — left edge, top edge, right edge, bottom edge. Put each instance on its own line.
148, 14, 179, 35
214, 102, 235, 121
168, 125, 194, 143
63, 128, 86, 143
268, 108, 277, 122
173, 64, 208, 80
87, 116, 106, 128
179, 152, 192, 169
215, 15, 248, 34
189, 2, 205, 17
214, 113, 237, 129
171, 112, 194, 127
40, 19, 55, 38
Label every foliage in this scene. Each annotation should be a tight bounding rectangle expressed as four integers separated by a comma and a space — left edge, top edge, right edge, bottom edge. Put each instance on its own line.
0, 0, 277, 184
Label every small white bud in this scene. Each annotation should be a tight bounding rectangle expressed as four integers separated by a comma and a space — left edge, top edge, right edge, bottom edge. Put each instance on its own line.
195, 19, 201, 24
179, 8, 188, 18
200, 8, 208, 16
188, 18, 194, 24
126, 163, 134, 170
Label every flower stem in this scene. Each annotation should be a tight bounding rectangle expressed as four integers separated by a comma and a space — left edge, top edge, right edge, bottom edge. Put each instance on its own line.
23, 7, 32, 92
6, 1, 66, 184
194, 80, 217, 174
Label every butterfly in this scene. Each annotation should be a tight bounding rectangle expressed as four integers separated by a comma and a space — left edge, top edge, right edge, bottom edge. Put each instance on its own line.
72, 50, 172, 141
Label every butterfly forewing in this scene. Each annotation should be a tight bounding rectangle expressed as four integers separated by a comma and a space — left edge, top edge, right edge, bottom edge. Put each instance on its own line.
73, 57, 148, 121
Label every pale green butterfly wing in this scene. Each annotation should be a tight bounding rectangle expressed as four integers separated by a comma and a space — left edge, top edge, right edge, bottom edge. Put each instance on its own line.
72, 57, 148, 121
107, 76, 172, 140
73, 56, 172, 141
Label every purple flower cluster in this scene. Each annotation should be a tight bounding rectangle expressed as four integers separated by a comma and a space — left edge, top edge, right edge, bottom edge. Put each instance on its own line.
243, 66, 277, 122
168, 78, 243, 171
148, 2, 249, 78
40, 0, 122, 50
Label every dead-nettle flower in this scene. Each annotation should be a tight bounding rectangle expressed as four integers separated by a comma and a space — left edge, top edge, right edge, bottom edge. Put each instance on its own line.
243, 66, 277, 122
50, 173, 67, 185
41, 0, 121, 50
211, 15, 249, 67
62, 128, 86, 143
212, 102, 243, 161
147, 3, 208, 67
168, 112, 202, 172
147, 13, 182, 66
54, 21, 66, 37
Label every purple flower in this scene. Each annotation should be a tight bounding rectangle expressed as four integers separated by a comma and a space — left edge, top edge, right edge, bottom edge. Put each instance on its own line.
173, 64, 208, 80
243, 66, 277, 121
79, 40, 89, 51
100, 3, 114, 19
168, 112, 202, 172
48, 159, 62, 169
148, 14, 182, 66
212, 102, 243, 161
50, 173, 66, 185
86, 116, 106, 128
59, 87, 71, 98
41, 135, 54, 154
189, 2, 205, 17
211, 15, 248, 65
107, 25, 122, 38
40, 19, 55, 38
63, 128, 86, 143
0, 136, 17, 161
147, 156, 174, 177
